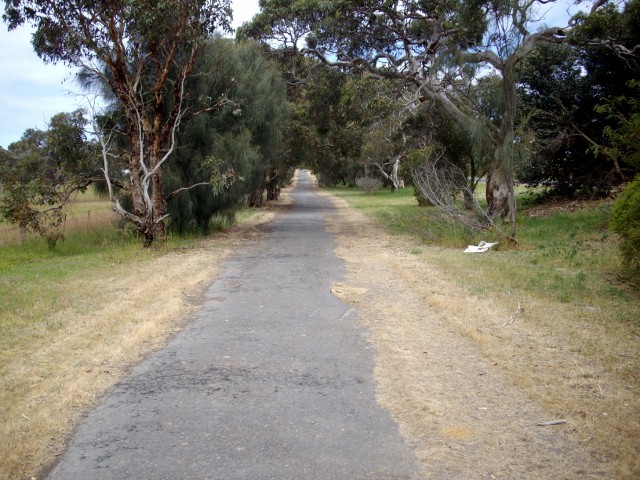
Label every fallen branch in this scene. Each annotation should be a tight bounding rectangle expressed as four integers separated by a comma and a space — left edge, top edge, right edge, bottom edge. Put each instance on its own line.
537, 419, 567, 427
502, 302, 522, 327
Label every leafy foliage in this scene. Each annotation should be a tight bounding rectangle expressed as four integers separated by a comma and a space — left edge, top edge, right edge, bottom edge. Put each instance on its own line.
516, 1, 640, 195
3, 0, 232, 64
0, 110, 99, 247
286, 66, 396, 187
594, 79, 640, 172
164, 38, 290, 234
3, 0, 234, 246
610, 176, 640, 277
243, 0, 619, 232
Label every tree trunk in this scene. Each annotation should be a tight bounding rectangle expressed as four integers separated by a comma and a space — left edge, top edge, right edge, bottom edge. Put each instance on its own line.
150, 170, 167, 245
266, 168, 280, 201
121, 138, 169, 247
486, 63, 518, 239
464, 156, 477, 210
486, 161, 511, 219
266, 185, 280, 201
128, 149, 147, 220
463, 189, 475, 210
390, 155, 401, 192
246, 188, 264, 207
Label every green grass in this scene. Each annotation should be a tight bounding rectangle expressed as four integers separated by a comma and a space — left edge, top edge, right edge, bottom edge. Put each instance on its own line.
0, 194, 272, 354
331, 186, 639, 326
0, 222, 208, 352
0, 227, 136, 345
334, 186, 484, 246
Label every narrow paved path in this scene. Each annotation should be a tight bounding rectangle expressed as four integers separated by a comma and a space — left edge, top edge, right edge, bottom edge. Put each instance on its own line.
47, 171, 418, 479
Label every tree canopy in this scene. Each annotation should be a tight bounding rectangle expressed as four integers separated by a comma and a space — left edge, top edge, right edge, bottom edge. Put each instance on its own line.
165, 38, 290, 233
241, 0, 636, 239
516, 0, 640, 194
0, 110, 98, 246
3, 0, 233, 246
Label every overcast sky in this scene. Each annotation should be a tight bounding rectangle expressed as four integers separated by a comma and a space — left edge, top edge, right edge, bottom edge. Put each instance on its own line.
0, 0, 260, 149
0, 0, 580, 149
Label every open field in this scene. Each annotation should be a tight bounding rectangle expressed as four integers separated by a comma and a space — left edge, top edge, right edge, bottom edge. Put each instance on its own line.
329, 185, 639, 477
0, 188, 118, 245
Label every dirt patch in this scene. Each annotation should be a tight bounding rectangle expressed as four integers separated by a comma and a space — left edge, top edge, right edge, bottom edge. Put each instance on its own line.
323, 192, 637, 479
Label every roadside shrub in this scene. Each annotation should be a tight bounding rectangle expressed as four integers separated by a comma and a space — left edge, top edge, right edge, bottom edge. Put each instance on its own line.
356, 177, 382, 194
610, 176, 640, 278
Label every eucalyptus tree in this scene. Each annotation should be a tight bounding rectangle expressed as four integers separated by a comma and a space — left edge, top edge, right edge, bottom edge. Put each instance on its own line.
517, 0, 640, 194
0, 110, 99, 246
3, 0, 232, 246
243, 0, 618, 239
362, 109, 408, 192
130, 37, 290, 232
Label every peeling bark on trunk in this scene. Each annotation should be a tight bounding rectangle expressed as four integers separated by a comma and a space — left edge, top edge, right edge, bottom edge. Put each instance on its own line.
486, 163, 511, 220
390, 156, 402, 192
97, 38, 197, 248
127, 146, 147, 220
151, 170, 167, 244
486, 62, 518, 239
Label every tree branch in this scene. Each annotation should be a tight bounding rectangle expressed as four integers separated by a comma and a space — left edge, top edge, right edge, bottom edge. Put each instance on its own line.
165, 182, 210, 202
38, 177, 101, 214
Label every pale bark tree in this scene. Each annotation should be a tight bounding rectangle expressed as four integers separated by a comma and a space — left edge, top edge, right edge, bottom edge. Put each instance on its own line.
363, 105, 413, 192
3, 0, 232, 246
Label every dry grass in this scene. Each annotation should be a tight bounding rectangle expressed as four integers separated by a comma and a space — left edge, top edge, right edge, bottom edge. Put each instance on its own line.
0, 187, 293, 480
324, 193, 639, 479
3, 175, 636, 479
0, 189, 117, 244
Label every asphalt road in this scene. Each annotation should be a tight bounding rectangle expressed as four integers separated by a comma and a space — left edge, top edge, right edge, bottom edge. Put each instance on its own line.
47, 170, 418, 480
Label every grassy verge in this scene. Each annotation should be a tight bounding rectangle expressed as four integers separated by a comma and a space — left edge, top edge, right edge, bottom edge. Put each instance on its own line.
1, 227, 142, 348
0, 192, 284, 479
331, 186, 637, 323
330, 185, 639, 476
0, 225, 207, 479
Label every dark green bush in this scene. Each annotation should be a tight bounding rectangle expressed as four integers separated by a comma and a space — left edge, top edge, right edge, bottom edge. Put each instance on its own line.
610, 176, 640, 277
